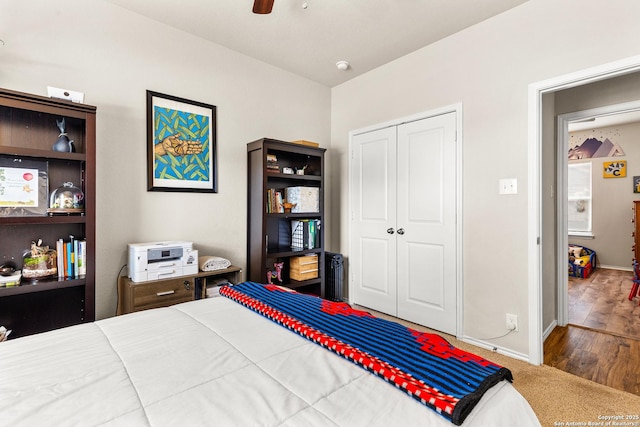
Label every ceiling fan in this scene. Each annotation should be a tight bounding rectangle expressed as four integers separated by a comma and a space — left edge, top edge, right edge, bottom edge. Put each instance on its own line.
253, 0, 275, 14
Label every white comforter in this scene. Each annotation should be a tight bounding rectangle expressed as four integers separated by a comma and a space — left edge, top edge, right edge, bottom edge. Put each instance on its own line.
0, 296, 540, 426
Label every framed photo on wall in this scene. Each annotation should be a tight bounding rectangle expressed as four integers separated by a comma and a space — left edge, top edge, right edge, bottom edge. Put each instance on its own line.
147, 91, 217, 192
602, 160, 626, 178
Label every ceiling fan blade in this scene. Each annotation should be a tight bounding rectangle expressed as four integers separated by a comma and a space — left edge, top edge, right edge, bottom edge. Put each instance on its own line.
253, 0, 274, 14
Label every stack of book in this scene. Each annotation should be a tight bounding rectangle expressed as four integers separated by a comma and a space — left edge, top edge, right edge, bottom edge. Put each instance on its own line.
56, 237, 87, 279
266, 188, 285, 213
266, 153, 279, 173
0, 270, 21, 287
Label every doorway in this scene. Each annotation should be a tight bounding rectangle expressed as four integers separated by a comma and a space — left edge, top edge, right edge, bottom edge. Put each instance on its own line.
528, 54, 640, 365
557, 106, 640, 333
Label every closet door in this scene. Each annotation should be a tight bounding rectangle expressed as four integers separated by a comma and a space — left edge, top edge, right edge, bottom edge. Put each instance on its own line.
350, 127, 397, 315
396, 113, 457, 335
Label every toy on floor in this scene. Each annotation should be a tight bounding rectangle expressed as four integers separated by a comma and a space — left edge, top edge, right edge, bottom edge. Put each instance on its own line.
568, 245, 596, 278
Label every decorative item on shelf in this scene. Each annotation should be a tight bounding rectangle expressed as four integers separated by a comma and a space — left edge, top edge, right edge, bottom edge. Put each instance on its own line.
0, 262, 16, 276
22, 239, 57, 280
0, 261, 21, 288
266, 262, 284, 285
280, 201, 296, 213
52, 118, 75, 153
0, 326, 12, 342
282, 167, 294, 174
47, 182, 84, 215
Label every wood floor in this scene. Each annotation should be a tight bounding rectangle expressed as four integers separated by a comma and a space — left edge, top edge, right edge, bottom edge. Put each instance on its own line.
544, 268, 640, 395
567, 268, 640, 338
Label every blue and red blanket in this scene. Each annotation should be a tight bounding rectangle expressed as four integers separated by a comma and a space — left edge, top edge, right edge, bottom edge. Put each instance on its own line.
220, 282, 512, 426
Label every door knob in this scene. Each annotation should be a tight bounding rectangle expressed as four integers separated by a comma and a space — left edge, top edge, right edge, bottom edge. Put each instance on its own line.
397, 228, 405, 235
387, 228, 395, 234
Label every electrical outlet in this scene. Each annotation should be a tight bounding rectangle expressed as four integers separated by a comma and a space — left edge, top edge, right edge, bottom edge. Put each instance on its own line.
506, 313, 519, 331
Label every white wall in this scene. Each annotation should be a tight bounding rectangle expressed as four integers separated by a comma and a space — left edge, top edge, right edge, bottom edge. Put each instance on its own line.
0, 0, 331, 320
331, 0, 640, 357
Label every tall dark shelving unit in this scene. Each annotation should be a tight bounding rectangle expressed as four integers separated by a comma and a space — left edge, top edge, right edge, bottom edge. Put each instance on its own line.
247, 138, 326, 297
0, 88, 96, 338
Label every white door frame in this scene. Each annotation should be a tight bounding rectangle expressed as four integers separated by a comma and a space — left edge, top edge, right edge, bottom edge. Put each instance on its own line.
348, 103, 463, 338
556, 100, 640, 326
528, 55, 640, 365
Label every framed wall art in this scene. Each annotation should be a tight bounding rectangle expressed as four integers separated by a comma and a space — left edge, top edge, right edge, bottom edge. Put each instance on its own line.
147, 91, 217, 192
602, 160, 626, 178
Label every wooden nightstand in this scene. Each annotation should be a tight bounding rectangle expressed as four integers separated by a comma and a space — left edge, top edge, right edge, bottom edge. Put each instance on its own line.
117, 276, 195, 315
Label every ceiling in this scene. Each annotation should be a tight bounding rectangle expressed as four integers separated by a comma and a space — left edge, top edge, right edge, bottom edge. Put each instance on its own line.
103, 0, 528, 87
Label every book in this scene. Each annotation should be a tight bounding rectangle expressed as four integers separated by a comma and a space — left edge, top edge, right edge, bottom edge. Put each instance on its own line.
78, 240, 86, 276
55, 236, 86, 278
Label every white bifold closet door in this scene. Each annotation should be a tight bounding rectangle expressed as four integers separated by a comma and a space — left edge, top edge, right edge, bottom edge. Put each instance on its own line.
350, 112, 457, 335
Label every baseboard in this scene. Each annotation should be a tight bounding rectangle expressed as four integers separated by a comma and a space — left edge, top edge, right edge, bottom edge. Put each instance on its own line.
543, 320, 558, 340
460, 336, 531, 363
598, 264, 632, 272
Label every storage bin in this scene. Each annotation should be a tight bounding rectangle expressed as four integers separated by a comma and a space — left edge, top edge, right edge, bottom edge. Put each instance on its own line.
285, 187, 319, 213
290, 254, 318, 281
568, 245, 596, 278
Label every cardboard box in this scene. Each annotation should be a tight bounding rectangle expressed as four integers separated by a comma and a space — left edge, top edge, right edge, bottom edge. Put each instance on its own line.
291, 140, 320, 147
290, 254, 318, 281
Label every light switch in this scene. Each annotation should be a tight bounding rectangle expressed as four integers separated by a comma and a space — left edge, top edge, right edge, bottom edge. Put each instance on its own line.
499, 178, 517, 195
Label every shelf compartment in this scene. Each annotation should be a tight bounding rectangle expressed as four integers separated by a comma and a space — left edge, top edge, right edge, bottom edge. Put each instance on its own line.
0, 215, 87, 225
0, 285, 86, 338
0, 277, 85, 297
0, 146, 86, 161
267, 246, 322, 258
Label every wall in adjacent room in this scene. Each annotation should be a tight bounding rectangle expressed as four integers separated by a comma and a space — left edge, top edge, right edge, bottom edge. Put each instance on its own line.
568, 121, 640, 269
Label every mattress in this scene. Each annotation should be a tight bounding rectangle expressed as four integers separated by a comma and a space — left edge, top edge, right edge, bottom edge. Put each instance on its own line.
0, 291, 540, 426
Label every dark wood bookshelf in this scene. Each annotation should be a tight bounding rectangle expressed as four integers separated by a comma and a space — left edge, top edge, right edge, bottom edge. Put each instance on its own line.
247, 138, 326, 297
0, 88, 96, 339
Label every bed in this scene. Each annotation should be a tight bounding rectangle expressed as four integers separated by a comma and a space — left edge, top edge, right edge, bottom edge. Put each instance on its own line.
0, 282, 540, 427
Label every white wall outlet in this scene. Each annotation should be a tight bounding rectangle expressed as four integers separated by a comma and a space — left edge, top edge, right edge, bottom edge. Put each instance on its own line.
499, 178, 517, 195
506, 313, 519, 331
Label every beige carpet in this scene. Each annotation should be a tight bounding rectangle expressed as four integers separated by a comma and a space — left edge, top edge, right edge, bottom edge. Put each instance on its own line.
456, 340, 640, 426
358, 307, 640, 426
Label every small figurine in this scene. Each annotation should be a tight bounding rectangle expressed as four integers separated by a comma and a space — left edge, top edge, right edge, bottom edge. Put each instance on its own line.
280, 201, 296, 213
52, 118, 75, 152
267, 262, 284, 285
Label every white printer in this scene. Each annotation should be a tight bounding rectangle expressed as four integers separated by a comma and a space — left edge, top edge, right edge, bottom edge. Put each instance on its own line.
128, 241, 198, 282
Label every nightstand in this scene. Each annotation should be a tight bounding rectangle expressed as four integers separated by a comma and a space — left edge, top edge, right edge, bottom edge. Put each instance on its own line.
117, 276, 195, 315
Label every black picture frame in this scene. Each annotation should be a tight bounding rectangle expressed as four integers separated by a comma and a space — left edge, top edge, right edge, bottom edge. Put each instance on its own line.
147, 91, 217, 193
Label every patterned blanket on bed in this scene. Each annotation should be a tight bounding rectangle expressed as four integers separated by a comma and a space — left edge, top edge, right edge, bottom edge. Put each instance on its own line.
220, 282, 513, 426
